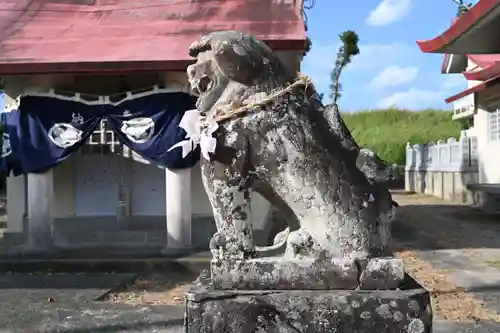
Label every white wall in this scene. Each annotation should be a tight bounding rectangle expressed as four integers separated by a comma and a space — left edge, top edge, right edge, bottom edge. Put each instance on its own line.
451, 57, 500, 185
190, 162, 213, 216
53, 155, 75, 218
466, 59, 485, 90
475, 84, 500, 184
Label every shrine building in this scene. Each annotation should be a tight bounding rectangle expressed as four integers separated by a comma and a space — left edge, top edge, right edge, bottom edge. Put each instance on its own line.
417, 0, 500, 208
0, 0, 307, 254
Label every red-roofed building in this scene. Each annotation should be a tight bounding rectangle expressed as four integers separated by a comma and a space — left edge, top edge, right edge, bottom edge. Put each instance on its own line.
0, 0, 307, 254
416, 0, 500, 208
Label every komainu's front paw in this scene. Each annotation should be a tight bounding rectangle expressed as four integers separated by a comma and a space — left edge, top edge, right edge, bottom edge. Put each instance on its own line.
209, 232, 227, 259
209, 232, 227, 250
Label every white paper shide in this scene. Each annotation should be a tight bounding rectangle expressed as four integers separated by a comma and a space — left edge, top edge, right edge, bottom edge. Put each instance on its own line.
168, 109, 218, 160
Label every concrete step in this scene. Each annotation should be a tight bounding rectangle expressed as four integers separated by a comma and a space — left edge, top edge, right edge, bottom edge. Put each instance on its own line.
0, 252, 212, 273
0, 231, 26, 248
54, 230, 167, 247
53, 215, 217, 232
52, 215, 216, 249
53, 216, 167, 232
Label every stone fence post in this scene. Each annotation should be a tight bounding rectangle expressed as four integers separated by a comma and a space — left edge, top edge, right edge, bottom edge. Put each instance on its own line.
405, 142, 415, 172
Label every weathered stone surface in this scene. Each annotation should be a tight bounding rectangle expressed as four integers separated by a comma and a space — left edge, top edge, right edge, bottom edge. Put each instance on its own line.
359, 257, 405, 290
185, 275, 433, 333
181, 31, 432, 332
184, 30, 404, 292
187, 30, 396, 263
211, 257, 359, 290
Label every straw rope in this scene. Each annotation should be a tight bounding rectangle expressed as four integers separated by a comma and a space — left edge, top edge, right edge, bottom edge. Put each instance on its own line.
201, 74, 312, 127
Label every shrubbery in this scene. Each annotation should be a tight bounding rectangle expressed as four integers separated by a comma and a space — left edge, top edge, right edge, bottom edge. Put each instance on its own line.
341, 108, 464, 165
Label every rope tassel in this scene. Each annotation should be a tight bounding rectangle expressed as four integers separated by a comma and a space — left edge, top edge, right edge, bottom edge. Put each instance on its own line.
167, 109, 218, 161
168, 74, 311, 161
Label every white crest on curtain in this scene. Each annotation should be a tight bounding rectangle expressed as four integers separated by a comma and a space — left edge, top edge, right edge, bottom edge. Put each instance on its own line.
1, 133, 11, 158
168, 109, 218, 161
48, 123, 83, 148
120, 117, 155, 143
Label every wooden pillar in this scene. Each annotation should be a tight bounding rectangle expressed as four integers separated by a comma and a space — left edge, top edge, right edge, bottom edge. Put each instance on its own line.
26, 171, 54, 251
5, 175, 25, 233
164, 167, 192, 249
162, 72, 193, 251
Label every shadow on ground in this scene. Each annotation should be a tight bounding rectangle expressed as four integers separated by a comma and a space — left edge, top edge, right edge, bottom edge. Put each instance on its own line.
0, 260, 206, 291
392, 202, 500, 252
41, 318, 185, 333
0, 273, 136, 290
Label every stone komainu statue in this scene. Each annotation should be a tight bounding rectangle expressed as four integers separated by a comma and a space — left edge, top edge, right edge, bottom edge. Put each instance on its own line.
183, 32, 431, 333
187, 31, 395, 262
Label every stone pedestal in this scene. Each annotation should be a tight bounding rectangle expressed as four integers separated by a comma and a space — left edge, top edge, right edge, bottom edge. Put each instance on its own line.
210, 257, 359, 290
210, 257, 405, 290
185, 274, 432, 333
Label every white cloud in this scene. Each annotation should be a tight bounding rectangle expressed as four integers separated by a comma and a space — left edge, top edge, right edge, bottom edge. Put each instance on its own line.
375, 74, 468, 109
366, 0, 412, 26
376, 89, 445, 109
302, 42, 411, 81
346, 43, 413, 72
369, 66, 419, 89
301, 41, 418, 106
302, 42, 412, 81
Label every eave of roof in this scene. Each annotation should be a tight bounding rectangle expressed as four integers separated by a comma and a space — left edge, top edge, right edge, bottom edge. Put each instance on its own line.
441, 54, 468, 74
467, 54, 500, 67
0, 0, 306, 75
462, 55, 500, 80
445, 75, 500, 103
417, 0, 500, 54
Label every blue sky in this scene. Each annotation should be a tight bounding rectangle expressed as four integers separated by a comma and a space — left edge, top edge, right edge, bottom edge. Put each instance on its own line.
301, 0, 473, 111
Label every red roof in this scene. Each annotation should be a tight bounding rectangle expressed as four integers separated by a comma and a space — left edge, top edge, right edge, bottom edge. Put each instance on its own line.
417, 0, 500, 53
445, 75, 500, 103
0, 0, 306, 74
463, 54, 500, 80
467, 54, 500, 68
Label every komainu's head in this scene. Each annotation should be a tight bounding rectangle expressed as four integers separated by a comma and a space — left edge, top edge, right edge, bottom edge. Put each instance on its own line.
187, 30, 294, 115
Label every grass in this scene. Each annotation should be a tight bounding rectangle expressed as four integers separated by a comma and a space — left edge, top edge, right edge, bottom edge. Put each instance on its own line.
341, 108, 464, 165
486, 258, 500, 269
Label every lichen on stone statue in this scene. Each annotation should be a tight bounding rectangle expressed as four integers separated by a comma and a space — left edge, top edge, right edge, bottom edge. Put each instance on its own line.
185, 30, 402, 290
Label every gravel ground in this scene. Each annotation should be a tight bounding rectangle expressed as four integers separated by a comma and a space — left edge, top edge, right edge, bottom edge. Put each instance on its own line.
391, 191, 500, 330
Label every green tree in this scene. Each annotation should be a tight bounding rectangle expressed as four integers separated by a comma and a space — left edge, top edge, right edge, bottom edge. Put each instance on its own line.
329, 30, 360, 103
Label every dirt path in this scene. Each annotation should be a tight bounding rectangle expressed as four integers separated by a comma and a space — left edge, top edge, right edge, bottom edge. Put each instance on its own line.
392, 191, 500, 325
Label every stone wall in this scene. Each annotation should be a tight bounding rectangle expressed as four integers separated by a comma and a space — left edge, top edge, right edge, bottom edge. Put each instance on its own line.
404, 131, 479, 204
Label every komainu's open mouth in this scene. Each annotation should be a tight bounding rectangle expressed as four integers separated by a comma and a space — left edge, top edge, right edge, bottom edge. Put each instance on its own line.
192, 76, 213, 96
